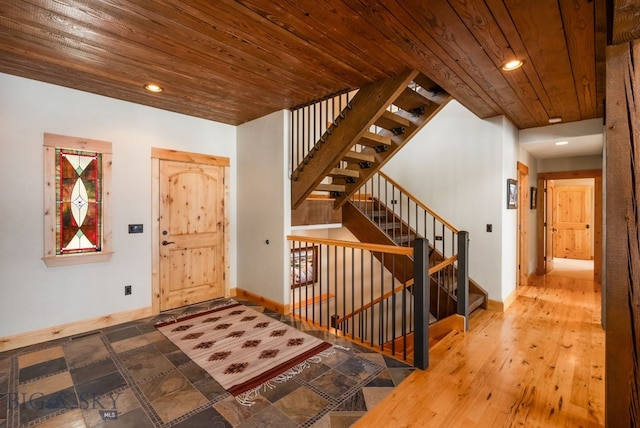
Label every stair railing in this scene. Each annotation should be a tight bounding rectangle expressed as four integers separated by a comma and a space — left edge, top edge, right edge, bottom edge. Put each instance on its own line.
348, 171, 470, 325
352, 170, 459, 260
288, 235, 430, 368
290, 90, 356, 181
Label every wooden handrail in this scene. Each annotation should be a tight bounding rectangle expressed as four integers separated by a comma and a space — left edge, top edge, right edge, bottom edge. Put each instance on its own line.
428, 255, 458, 275
336, 255, 457, 325
287, 235, 413, 256
376, 170, 459, 233
336, 280, 414, 325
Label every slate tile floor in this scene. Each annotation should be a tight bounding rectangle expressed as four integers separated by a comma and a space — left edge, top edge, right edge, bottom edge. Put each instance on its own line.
0, 299, 414, 427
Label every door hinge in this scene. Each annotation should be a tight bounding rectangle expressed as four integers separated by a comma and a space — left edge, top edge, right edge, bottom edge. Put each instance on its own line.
544, 222, 547, 227
223, 272, 226, 280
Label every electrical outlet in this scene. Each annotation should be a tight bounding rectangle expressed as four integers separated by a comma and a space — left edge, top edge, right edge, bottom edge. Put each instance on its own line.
124, 285, 132, 295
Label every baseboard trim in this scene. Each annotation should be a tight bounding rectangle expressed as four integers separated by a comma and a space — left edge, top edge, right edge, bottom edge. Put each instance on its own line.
233, 288, 290, 315
487, 287, 518, 312
0, 307, 153, 353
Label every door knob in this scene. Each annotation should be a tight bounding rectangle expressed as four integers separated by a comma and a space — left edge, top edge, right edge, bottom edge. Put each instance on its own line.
162, 240, 175, 246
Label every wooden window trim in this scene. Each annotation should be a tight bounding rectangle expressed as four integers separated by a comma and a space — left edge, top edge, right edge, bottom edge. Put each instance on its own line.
43, 133, 113, 267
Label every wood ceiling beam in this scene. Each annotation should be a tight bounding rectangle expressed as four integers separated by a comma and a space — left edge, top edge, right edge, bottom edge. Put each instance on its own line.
611, 0, 640, 44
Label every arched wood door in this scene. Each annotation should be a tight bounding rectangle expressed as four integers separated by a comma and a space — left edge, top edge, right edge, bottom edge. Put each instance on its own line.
152, 148, 229, 313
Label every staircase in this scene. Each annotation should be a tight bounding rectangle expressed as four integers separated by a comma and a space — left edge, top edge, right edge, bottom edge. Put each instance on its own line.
289, 71, 487, 361
342, 172, 487, 320
291, 69, 451, 210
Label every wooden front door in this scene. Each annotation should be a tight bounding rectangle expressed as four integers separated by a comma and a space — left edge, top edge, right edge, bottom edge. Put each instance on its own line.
552, 185, 592, 260
159, 159, 226, 311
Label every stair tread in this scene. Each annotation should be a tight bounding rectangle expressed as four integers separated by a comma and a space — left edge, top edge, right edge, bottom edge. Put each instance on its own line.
375, 110, 412, 130
359, 131, 392, 147
316, 183, 345, 192
469, 292, 485, 312
367, 210, 390, 218
343, 151, 375, 163
413, 74, 451, 104
393, 235, 416, 244
413, 73, 439, 92
329, 167, 359, 178
393, 87, 431, 113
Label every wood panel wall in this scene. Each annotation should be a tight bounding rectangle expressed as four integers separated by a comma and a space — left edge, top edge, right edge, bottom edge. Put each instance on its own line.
605, 40, 640, 427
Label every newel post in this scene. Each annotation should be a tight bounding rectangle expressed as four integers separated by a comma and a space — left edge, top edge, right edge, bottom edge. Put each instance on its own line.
457, 231, 470, 331
413, 238, 429, 370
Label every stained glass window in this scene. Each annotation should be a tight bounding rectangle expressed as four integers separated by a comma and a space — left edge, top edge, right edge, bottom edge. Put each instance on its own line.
56, 149, 102, 254
43, 133, 112, 267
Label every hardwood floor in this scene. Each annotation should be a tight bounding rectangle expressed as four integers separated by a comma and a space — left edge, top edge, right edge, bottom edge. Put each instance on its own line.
355, 274, 604, 427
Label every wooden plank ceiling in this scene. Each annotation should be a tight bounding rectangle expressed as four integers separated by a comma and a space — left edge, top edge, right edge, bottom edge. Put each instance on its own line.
0, 0, 608, 128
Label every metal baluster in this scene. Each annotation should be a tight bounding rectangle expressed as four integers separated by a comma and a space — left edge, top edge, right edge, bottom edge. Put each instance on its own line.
324, 245, 330, 329
351, 247, 355, 337
391, 255, 396, 356
342, 246, 346, 334
392, 186, 396, 243
313, 243, 318, 325
333, 246, 338, 334
360, 249, 364, 343
379, 252, 385, 350
370, 251, 374, 347
402, 256, 407, 360
377, 174, 381, 227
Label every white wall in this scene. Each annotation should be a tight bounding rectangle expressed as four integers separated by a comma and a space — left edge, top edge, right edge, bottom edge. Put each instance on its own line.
382, 101, 509, 301
500, 117, 519, 301
237, 110, 290, 303
538, 154, 603, 172
0, 73, 237, 337
519, 148, 539, 275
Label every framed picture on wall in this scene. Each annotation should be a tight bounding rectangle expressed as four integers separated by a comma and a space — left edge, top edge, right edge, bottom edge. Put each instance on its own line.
507, 179, 518, 209
290, 246, 318, 288
530, 187, 537, 209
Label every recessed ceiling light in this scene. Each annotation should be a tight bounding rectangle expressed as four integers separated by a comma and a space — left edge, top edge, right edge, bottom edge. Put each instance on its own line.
144, 83, 163, 93
555, 141, 569, 146
501, 59, 524, 71
548, 117, 562, 124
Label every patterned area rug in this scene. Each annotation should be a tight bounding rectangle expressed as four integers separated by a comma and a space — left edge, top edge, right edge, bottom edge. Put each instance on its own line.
155, 301, 332, 399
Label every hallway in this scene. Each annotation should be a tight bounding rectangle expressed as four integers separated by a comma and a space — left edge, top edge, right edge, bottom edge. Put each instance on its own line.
355, 273, 604, 427
548, 257, 595, 281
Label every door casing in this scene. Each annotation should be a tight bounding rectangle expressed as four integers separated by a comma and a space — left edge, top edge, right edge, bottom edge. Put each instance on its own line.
536, 169, 602, 282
